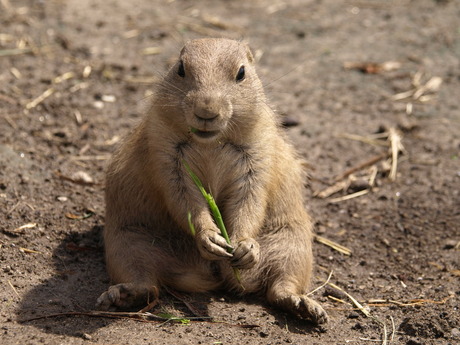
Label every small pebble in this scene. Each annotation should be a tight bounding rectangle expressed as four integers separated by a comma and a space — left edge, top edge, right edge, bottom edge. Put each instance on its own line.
102, 94, 116, 103
93, 101, 104, 109
259, 331, 269, 338
324, 285, 347, 300
352, 322, 364, 330
71, 171, 94, 184
452, 328, 460, 338
443, 240, 458, 250
347, 312, 360, 319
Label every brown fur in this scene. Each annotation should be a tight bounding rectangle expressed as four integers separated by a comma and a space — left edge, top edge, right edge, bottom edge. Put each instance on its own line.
96, 38, 327, 324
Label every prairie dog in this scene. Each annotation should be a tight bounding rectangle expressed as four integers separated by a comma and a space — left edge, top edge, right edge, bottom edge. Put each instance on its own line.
97, 38, 327, 324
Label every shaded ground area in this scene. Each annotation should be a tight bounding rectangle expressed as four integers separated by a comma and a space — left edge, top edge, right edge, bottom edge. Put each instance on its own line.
1, 0, 459, 344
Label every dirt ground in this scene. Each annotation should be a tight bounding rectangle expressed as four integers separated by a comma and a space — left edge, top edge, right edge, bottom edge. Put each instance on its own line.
0, 0, 459, 344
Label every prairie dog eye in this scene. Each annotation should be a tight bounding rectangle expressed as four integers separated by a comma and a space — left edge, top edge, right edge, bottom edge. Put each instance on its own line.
236, 65, 245, 82
178, 60, 185, 78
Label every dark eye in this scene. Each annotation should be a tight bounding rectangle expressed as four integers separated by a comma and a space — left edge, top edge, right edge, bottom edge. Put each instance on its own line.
178, 60, 185, 78
236, 65, 245, 82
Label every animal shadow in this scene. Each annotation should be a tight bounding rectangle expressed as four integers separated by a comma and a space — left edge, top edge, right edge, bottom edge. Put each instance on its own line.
15, 225, 214, 337
16, 225, 323, 338
16, 225, 113, 336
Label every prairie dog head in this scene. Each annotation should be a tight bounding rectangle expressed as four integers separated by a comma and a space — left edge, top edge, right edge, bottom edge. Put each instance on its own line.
156, 38, 266, 143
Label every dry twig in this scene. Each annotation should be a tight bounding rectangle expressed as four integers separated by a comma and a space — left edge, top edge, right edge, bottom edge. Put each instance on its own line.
391, 73, 442, 102
328, 189, 369, 203
307, 271, 333, 296
315, 236, 352, 256
8, 280, 20, 298
19, 310, 258, 329
0, 48, 32, 56
138, 286, 160, 313
327, 283, 389, 345
388, 128, 405, 181
344, 61, 401, 74
314, 179, 350, 199
25, 87, 54, 110
334, 153, 387, 182
12, 222, 37, 233
328, 283, 370, 317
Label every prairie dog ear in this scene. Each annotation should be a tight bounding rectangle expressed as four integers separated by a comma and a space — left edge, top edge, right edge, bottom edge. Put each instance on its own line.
242, 41, 254, 64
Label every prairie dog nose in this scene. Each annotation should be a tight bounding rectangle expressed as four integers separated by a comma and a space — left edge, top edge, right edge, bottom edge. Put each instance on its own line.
193, 96, 221, 121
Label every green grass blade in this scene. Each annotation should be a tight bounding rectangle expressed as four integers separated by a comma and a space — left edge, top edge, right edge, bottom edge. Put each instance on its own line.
182, 160, 231, 246
187, 211, 196, 236
207, 196, 231, 247
183, 160, 243, 287
182, 160, 208, 198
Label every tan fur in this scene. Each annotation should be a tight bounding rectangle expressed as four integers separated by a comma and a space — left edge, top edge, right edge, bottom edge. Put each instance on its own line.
97, 38, 327, 324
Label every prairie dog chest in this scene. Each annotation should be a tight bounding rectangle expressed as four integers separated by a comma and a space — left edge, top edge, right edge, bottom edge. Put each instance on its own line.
178, 140, 268, 200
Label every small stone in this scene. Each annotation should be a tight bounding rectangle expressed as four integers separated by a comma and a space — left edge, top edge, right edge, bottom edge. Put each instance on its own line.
324, 285, 347, 300
347, 312, 360, 319
444, 240, 458, 250
93, 101, 104, 109
348, 178, 370, 192
451, 328, 460, 338
259, 331, 269, 338
71, 171, 94, 184
82, 333, 92, 340
101, 94, 116, 103
352, 322, 364, 330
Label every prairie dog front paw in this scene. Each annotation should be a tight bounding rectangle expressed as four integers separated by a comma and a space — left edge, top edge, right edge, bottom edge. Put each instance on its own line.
231, 238, 260, 269
196, 229, 233, 260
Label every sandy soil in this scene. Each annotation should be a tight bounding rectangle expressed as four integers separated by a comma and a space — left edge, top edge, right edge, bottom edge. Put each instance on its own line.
1, 0, 459, 344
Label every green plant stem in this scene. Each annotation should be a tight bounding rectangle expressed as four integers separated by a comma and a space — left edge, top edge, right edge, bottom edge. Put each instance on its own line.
182, 160, 231, 246
183, 160, 243, 286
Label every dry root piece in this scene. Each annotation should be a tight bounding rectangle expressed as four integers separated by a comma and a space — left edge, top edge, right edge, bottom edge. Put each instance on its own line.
314, 179, 350, 199
343, 61, 401, 74
314, 128, 405, 200
315, 236, 352, 256
55, 170, 96, 186
388, 128, 405, 181
391, 71, 443, 103
315, 168, 379, 201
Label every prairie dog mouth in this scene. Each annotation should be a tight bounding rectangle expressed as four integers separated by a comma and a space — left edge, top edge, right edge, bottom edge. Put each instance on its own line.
190, 127, 219, 139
